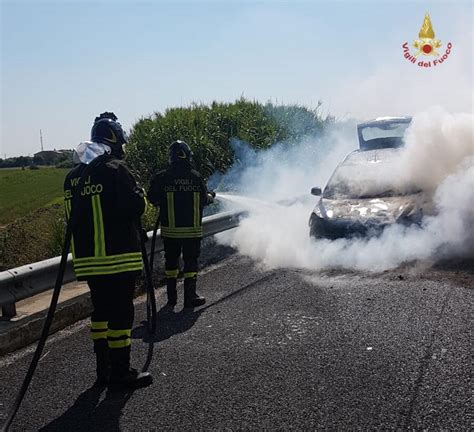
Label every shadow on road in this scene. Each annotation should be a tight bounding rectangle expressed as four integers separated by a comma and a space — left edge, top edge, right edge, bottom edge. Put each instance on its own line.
132, 305, 203, 372
40, 386, 133, 432
133, 305, 202, 345
38, 271, 274, 430
133, 272, 275, 347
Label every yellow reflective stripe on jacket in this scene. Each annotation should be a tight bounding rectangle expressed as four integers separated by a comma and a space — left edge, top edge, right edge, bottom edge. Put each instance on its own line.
193, 192, 200, 228
91, 194, 106, 256
161, 227, 203, 238
161, 233, 203, 239
161, 226, 204, 232
73, 252, 142, 266
74, 262, 143, 277
64, 199, 70, 219
161, 232, 203, 239
64, 200, 76, 258
74, 255, 142, 272
167, 192, 175, 228
184, 272, 197, 279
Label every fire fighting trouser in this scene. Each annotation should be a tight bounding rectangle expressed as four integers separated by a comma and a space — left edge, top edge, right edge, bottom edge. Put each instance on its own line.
87, 272, 136, 352
163, 238, 201, 281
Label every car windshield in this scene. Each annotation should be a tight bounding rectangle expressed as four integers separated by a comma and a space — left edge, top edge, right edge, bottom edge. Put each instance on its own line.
324, 152, 420, 199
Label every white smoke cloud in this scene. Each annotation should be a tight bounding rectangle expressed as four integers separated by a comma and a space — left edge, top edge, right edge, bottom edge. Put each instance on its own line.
396, 108, 474, 192
216, 108, 474, 271
211, 121, 356, 201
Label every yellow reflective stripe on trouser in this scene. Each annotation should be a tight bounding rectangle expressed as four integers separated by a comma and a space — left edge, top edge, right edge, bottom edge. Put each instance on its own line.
165, 269, 179, 278
108, 340, 131, 349
108, 329, 132, 338
184, 272, 197, 279
107, 329, 131, 349
91, 194, 106, 257
64, 199, 76, 258
90, 321, 108, 341
167, 192, 175, 228
91, 332, 108, 340
193, 192, 200, 228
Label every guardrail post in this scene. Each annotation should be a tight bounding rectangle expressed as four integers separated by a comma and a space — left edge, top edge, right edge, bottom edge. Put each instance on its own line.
2, 302, 17, 319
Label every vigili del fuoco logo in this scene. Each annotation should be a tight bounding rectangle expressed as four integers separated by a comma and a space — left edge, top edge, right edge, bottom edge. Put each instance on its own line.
402, 13, 453, 68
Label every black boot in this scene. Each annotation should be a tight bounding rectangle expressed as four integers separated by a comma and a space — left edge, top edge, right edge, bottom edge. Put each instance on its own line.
183, 278, 205, 308
166, 278, 177, 308
93, 339, 110, 387
108, 346, 153, 392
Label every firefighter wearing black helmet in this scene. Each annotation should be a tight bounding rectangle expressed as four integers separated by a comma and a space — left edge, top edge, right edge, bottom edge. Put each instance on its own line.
64, 112, 152, 391
148, 140, 215, 309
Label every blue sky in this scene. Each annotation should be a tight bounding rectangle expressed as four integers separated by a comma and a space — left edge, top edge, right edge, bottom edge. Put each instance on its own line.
1, 0, 472, 157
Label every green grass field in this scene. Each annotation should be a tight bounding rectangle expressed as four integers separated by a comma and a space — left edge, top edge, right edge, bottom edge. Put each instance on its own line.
0, 167, 68, 226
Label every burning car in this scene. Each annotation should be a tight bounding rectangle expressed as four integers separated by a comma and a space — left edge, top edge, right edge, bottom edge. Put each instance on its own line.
309, 148, 434, 239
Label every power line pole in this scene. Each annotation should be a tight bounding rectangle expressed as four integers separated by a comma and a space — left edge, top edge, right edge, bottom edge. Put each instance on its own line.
40, 129, 44, 151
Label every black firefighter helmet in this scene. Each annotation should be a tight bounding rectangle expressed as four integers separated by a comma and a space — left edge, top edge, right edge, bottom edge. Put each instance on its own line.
169, 140, 193, 164
91, 112, 128, 147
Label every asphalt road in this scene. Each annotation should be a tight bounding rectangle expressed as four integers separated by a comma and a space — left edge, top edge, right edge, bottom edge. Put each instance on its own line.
0, 253, 472, 431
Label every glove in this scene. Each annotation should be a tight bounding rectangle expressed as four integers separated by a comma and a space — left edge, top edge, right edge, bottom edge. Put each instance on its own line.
207, 193, 215, 204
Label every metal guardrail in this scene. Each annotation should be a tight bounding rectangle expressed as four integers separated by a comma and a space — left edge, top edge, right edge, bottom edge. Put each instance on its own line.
0, 210, 245, 319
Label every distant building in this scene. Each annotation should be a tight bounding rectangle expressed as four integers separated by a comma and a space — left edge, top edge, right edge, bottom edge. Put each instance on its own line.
33, 149, 72, 165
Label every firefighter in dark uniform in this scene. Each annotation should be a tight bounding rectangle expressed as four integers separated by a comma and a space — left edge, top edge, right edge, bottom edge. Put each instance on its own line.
64, 112, 152, 391
148, 140, 215, 309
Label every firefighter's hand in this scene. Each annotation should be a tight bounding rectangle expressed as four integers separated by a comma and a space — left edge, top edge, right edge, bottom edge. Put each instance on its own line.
207, 192, 215, 204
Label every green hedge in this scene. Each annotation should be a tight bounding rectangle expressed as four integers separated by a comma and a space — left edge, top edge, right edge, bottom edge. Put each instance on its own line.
126, 98, 327, 186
